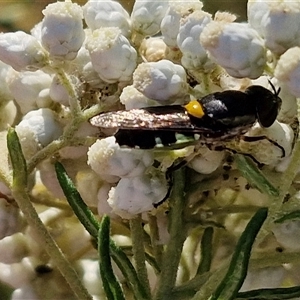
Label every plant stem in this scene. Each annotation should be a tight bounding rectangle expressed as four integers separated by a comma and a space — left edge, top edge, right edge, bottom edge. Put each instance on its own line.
154, 168, 187, 300
7, 129, 92, 300
130, 215, 152, 298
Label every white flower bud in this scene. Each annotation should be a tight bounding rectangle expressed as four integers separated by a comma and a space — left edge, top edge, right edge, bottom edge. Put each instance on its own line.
30, 22, 42, 40
139, 37, 168, 62
70, 38, 104, 88
131, 0, 169, 36
276, 83, 297, 124
0, 31, 48, 71
188, 147, 225, 174
238, 121, 294, 166
12, 285, 39, 300
120, 85, 157, 109
87, 136, 154, 178
14, 125, 40, 160
41, 1, 85, 60
0, 233, 29, 264
107, 172, 168, 218
274, 47, 300, 97
200, 22, 266, 79
0, 257, 35, 288
161, 1, 204, 48
86, 27, 137, 83
272, 220, 300, 250
248, 0, 300, 55
83, 0, 131, 37
240, 267, 285, 291
7, 69, 52, 114
133, 59, 189, 103
0, 61, 13, 101
80, 260, 102, 297
49, 74, 81, 106
76, 169, 103, 207
177, 10, 213, 70
97, 183, 117, 217
16, 108, 63, 147
0, 100, 17, 130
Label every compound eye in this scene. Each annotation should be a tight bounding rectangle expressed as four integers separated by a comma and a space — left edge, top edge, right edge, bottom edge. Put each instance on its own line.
185, 100, 205, 118
257, 95, 281, 127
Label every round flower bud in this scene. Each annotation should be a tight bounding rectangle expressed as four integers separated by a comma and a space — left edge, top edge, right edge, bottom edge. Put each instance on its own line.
83, 0, 131, 37
139, 37, 168, 62
188, 147, 225, 174
274, 47, 300, 97
49, 74, 81, 106
107, 172, 168, 218
133, 59, 189, 103
7, 69, 52, 114
248, 0, 300, 55
70, 38, 104, 88
0, 61, 13, 101
237, 121, 294, 166
87, 136, 154, 179
272, 220, 300, 250
0, 233, 29, 264
131, 0, 169, 36
11, 285, 39, 300
0, 31, 48, 71
0, 257, 35, 288
161, 1, 204, 48
16, 108, 63, 147
177, 10, 213, 70
240, 267, 285, 291
41, 1, 85, 61
85, 27, 137, 83
200, 22, 266, 79
120, 85, 158, 109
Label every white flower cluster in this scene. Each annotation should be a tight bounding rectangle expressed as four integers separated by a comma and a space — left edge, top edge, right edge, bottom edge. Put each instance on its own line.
88, 136, 168, 218
0, 0, 300, 298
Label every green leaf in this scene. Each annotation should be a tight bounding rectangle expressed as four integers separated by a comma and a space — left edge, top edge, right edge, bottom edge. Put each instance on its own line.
54, 161, 100, 239
55, 161, 150, 300
7, 128, 27, 188
236, 285, 300, 299
197, 227, 214, 275
274, 210, 300, 223
210, 207, 268, 300
235, 154, 279, 197
98, 215, 125, 300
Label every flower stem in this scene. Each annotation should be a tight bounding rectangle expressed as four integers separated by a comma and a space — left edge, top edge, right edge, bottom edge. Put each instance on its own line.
154, 168, 187, 300
130, 215, 152, 299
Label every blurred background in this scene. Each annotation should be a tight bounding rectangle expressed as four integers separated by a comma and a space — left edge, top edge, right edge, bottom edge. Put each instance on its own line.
0, 0, 248, 33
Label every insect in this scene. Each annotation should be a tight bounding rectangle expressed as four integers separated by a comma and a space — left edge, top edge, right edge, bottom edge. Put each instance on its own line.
90, 83, 282, 151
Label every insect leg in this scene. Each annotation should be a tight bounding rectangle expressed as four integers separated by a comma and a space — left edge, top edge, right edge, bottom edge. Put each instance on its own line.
241, 135, 286, 158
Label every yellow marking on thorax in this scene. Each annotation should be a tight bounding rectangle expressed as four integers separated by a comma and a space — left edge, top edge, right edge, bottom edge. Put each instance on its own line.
184, 100, 205, 118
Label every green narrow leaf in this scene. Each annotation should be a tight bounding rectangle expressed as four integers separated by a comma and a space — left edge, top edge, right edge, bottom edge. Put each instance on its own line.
155, 168, 187, 300
235, 154, 279, 197
129, 217, 151, 298
274, 210, 300, 223
236, 285, 300, 299
196, 227, 214, 275
55, 161, 150, 300
210, 207, 268, 300
109, 241, 151, 300
98, 215, 125, 300
7, 128, 27, 187
54, 161, 100, 238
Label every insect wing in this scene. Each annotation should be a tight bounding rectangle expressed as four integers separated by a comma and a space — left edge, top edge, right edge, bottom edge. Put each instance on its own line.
90, 106, 194, 131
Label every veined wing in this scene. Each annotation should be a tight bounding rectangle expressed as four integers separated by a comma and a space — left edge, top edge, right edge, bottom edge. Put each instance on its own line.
89, 106, 194, 130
